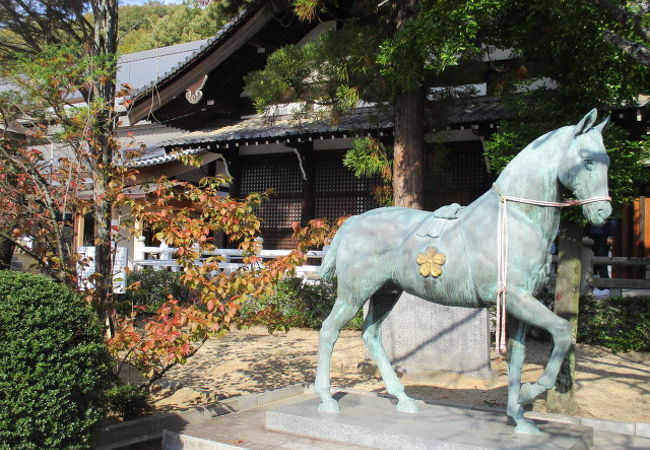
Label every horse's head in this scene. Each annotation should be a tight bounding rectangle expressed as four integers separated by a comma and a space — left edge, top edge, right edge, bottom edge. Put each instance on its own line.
558, 109, 612, 225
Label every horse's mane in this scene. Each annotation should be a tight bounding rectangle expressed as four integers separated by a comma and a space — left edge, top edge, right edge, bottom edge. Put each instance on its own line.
495, 126, 574, 198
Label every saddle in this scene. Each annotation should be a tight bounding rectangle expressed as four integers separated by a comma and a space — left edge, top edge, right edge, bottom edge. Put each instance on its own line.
415, 203, 463, 239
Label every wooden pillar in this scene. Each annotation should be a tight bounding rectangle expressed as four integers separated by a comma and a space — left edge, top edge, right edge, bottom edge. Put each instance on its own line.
73, 213, 85, 252
132, 219, 145, 265
227, 151, 241, 199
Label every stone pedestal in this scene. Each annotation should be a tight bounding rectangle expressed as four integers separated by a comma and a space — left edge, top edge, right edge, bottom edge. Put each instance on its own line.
266, 393, 593, 449
380, 293, 491, 377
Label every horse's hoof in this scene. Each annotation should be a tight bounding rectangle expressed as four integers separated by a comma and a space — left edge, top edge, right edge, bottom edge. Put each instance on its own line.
514, 418, 541, 434
518, 383, 544, 404
397, 398, 419, 413
318, 399, 340, 413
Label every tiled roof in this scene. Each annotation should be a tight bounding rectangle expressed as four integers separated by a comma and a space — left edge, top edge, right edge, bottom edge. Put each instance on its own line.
158, 108, 392, 148
126, 100, 507, 168
122, 147, 208, 168
117, 40, 209, 91
447, 99, 507, 124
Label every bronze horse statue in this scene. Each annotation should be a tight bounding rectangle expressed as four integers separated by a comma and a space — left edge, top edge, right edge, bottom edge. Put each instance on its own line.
315, 110, 611, 433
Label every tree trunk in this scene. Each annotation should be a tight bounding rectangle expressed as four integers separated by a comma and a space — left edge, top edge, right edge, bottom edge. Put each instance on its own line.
546, 220, 582, 413
0, 238, 14, 270
393, 87, 425, 208
391, 0, 425, 209
89, 0, 118, 329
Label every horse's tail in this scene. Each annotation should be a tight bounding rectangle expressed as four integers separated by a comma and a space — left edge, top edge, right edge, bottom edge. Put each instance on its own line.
319, 229, 343, 281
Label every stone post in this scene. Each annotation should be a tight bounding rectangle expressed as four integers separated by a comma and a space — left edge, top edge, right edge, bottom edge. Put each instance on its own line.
580, 237, 593, 295
381, 293, 492, 378
546, 220, 581, 413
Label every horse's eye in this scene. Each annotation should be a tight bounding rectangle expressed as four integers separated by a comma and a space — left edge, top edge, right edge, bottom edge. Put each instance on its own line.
584, 159, 594, 171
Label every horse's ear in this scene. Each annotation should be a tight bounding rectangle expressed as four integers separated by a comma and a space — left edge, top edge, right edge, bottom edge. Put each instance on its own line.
575, 108, 598, 136
593, 116, 610, 134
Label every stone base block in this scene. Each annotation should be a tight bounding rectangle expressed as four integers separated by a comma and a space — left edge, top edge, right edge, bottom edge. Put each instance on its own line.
266, 393, 593, 449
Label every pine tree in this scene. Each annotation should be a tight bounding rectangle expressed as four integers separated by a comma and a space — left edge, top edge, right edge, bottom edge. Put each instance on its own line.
242, 0, 497, 208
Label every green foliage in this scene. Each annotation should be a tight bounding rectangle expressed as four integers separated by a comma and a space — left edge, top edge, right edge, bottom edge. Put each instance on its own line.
604, 128, 650, 203
3, 44, 115, 108
489, 0, 649, 105
118, 2, 180, 54
0, 0, 93, 59
245, 1, 497, 119
239, 277, 363, 331
106, 384, 150, 421
484, 0, 650, 199
343, 137, 393, 206
344, 138, 391, 178
377, 0, 497, 90
0, 271, 112, 449
118, 1, 238, 54
578, 296, 650, 352
121, 269, 197, 313
245, 26, 383, 119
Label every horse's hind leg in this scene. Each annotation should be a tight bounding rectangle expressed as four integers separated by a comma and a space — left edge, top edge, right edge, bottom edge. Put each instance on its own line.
363, 287, 418, 413
506, 318, 539, 434
315, 294, 366, 412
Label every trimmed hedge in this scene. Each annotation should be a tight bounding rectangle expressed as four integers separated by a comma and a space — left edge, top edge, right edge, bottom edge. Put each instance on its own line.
106, 384, 150, 421
0, 271, 112, 449
578, 295, 650, 352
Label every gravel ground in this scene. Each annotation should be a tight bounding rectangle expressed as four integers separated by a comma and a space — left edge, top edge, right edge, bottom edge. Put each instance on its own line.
149, 326, 650, 424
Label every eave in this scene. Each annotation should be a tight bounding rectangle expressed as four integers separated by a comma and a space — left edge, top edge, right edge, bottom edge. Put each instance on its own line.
127, 2, 272, 127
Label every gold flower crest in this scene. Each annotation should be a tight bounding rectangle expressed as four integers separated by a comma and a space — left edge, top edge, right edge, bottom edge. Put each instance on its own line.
416, 246, 446, 277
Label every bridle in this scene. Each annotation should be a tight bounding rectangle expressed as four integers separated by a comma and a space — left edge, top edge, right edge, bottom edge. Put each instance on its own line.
492, 183, 611, 355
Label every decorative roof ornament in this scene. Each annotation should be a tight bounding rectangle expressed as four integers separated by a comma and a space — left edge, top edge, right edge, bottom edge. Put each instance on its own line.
185, 75, 208, 104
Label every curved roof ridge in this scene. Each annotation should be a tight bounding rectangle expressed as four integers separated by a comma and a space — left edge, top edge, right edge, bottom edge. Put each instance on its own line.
129, 1, 264, 103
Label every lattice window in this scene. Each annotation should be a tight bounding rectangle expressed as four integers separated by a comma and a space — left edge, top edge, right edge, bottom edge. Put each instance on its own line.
238, 152, 380, 248
315, 196, 378, 220
260, 228, 297, 250
240, 160, 303, 194
314, 157, 380, 194
257, 198, 302, 228
239, 156, 304, 249
448, 148, 490, 190
312, 152, 380, 221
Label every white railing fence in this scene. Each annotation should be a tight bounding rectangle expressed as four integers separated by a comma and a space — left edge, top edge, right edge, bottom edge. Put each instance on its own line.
132, 242, 325, 280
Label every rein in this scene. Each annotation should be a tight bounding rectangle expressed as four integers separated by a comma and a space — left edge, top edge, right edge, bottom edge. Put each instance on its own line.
491, 183, 611, 356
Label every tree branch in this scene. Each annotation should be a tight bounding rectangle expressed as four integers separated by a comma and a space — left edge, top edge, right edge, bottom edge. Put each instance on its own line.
603, 30, 650, 67
145, 337, 209, 388
591, 0, 650, 42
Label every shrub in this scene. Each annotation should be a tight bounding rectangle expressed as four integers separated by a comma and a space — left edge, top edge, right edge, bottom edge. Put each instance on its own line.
106, 384, 150, 421
578, 295, 650, 352
239, 277, 363, 331
0, 271, 112, 449
119, 269, 196, 313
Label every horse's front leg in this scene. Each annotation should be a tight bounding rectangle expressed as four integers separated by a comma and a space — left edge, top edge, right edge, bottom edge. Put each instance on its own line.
506, 317, 539, 434
506, 291, 572, 406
